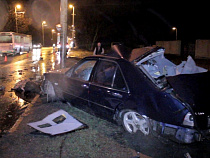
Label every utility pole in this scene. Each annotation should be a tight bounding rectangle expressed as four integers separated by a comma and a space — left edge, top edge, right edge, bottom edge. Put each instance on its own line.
60, 0, 68, 68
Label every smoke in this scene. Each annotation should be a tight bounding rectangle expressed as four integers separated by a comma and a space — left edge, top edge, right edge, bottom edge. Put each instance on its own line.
29, 0, 60, 29
0, 0, 8, 31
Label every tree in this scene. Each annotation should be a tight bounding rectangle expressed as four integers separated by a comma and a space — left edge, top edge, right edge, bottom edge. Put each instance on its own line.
3, 1, 32, 34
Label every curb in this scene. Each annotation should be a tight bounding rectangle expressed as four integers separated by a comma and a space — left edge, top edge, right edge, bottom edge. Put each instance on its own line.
9, 94, 40, 133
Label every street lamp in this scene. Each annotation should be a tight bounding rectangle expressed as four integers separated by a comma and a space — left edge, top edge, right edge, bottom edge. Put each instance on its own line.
42, 21, 47, 46
15, 4, 23, 33
51, 29, 56, 40
172, 27, 177, 40
69, 5, 75, 40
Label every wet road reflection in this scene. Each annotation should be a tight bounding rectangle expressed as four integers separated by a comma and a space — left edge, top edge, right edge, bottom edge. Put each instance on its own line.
0, 47, 62, 134
0, 47, 89, 135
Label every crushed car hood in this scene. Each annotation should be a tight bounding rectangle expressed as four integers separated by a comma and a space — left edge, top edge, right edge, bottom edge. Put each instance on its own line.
166, 71, 210, 114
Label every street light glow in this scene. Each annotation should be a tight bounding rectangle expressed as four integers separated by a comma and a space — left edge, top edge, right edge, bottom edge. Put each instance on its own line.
16, 4, 21, 9
172, 27, 177, 40
42, 21, 47, 46
69, 4, 75, 41
172, 27, 177, 30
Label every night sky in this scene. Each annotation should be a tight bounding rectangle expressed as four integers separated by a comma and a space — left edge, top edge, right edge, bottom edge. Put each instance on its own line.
2, 0, 210, 48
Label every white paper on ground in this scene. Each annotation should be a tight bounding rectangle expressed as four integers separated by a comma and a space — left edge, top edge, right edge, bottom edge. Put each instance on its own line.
28, 109, 84, 135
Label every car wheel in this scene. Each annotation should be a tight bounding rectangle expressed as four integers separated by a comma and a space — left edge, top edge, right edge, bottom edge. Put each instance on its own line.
43, 80, 57, 102
122, 110, 150, 135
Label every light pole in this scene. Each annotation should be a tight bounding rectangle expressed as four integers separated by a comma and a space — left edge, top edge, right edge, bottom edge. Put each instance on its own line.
69, 5, 75, 40
42, 21, 47, 46
51, 29, 56, 40
15, 4, 21, 33
172, 27, 177, 40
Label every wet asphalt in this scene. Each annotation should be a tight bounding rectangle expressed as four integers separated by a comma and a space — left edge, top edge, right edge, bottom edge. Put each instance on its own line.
0, 48, 79, 134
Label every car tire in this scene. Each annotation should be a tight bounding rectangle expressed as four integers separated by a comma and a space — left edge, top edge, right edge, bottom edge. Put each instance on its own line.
121, 110, 150, 135
43, 80, 57, 102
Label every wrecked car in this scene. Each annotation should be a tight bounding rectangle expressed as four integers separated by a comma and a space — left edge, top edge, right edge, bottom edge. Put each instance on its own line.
42, 46, 210, 143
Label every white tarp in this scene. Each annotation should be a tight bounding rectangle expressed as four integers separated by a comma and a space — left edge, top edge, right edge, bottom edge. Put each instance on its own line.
28, 110, 84, 135
176, 56, 207, 75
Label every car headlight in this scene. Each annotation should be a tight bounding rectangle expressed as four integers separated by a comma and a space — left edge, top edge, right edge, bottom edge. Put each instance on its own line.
183, 112, 194, 127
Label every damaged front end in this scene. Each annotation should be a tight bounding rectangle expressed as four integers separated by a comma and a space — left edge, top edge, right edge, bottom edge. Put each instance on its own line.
150, 119, 202, 144
132, 47, 210, 143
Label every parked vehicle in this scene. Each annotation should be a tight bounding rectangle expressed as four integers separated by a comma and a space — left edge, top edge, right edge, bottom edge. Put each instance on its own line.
42, 46, 210, 143
33, 43, 42, 49
0, 32, 32, 56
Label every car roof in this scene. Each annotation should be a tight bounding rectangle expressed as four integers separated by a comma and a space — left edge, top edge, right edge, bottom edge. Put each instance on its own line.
83, 55, 123, 62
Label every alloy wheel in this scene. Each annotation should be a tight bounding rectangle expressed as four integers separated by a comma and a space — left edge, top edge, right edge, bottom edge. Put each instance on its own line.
123, 111, 150, 135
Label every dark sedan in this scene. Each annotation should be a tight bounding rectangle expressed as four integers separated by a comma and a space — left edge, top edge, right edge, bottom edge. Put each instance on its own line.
42, 46, 210, 143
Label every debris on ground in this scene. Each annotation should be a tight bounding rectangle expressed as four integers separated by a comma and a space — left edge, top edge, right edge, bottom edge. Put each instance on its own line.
13, 79, 30, 92
28, 109, 87, 135
13, 79, 41, 95
24, 81, 41, 94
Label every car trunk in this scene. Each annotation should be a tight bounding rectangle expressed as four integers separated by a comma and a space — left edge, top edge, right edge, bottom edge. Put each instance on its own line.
166, 72, 210, 129
130, 46, 209, 129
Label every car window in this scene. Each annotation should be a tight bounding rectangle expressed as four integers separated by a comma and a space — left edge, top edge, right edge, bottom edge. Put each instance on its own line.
93, 60, 117, 88
113, 68, 127, 91
71, 60, 97, 81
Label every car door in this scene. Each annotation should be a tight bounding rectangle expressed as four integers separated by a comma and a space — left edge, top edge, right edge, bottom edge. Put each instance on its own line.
89, 60, 130, 118
63, 59, 97, 108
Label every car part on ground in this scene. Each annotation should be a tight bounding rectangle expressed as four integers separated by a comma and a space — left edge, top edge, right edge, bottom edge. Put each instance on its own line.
28, 109, 87, 135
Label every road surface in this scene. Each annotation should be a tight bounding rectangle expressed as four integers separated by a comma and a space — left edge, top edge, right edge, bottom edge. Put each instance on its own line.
0, 47, 79, 134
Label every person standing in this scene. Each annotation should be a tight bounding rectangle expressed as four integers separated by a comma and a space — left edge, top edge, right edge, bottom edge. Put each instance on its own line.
93, 42, 104, 55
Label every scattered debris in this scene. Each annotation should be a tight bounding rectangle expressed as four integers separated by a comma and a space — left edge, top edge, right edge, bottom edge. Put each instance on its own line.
28, 110, 87, 135
24, 81, 41, 94
13, 79, 30, 92
13, 79, 41, 94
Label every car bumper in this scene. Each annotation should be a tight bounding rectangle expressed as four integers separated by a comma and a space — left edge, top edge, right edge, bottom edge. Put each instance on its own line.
152, 121, 210, 143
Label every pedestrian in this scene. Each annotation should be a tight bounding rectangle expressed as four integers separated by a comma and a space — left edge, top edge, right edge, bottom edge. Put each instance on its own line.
93, 42, 104, 55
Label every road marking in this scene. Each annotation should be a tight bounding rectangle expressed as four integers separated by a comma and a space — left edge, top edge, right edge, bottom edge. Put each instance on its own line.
9, 94, 40, 133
